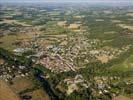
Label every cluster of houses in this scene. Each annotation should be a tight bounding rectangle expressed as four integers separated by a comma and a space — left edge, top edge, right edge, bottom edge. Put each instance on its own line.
38, 54, 75, 73
34, 33, 132, 75
0, 56, 30, 82
62, 74, 89, 95
92, 45, 131, 63
93, 76, 112, 95
0, 63, 29, 82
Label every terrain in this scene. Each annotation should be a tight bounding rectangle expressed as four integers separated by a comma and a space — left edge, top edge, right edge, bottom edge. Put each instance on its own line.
0, 2, 133, 100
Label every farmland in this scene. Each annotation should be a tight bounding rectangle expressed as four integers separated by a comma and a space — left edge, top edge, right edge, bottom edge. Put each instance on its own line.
0, 80, 20, 100
111, 55, 133, 72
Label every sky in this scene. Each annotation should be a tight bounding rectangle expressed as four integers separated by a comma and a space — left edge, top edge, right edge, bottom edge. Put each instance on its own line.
0, 0, 133, 3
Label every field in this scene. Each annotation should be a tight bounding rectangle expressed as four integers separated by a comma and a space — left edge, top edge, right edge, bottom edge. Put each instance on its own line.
0, 34, 31, 50
118, 24, 133, 31
32, 89, 50, 100
0, 80, 20, 100
0, 26, 42, 51
0, 35, 20, 50
111, 55, 133, 72
113, 95, 132, 100
0, 19, 32, 27
11, 77, 34, 93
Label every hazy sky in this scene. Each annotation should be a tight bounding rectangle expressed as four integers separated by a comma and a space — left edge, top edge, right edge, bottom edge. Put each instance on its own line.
0, 0, 133, 3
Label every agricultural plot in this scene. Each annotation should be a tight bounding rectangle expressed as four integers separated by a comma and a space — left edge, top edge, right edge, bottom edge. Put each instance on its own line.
111, 55, 133, 72
0, 80, 20, 100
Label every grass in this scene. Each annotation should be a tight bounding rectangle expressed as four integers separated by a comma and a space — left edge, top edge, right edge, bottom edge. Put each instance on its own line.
111, 55, 133, 72
0, 31, 33, 51
0, 34, 19, 51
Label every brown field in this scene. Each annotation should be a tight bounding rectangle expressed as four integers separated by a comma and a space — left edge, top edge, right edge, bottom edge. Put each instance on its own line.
32, 89, 50, 100
96, 54, 113, 63
113, 95, 132, 100
0, 19, 32, 27
0, 80, 20, 100
96, 55, 109, 63
126, 13, 133, 17
11, 77, 34, 93
118, 24, 133, 31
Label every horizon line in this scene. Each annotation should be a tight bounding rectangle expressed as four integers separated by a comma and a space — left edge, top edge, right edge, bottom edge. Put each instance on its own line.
0, 0, 133, 3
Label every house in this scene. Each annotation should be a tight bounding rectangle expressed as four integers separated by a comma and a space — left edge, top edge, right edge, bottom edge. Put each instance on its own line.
13, 48, 29, 54
67, 84, 78, 95
13, 48, 25, 53
97, 83, 106, 90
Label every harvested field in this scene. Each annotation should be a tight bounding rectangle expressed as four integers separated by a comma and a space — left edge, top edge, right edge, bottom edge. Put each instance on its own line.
32, 89, 50, 100
118, 24, 133, 31
113, 95, 132, 100
0, 19, 32, 27
96, 55, 109, 63
0, 80, 20, 100
127, 13, 133, 17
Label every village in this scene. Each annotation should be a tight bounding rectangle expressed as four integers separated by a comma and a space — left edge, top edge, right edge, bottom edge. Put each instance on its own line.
0, 3, 133, 100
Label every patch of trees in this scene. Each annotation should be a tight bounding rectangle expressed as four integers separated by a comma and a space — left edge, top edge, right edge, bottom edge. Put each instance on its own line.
65, 88, 93, 100
33, 67, 59, 100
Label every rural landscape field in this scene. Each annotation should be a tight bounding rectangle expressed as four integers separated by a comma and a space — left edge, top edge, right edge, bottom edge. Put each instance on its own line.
0, 0, 133, 100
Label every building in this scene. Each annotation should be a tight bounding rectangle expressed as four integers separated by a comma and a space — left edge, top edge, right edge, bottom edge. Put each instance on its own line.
13, 48, 25, 53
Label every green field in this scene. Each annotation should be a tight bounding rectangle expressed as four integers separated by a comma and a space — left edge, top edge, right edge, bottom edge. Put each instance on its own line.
111, 55, 133, 72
